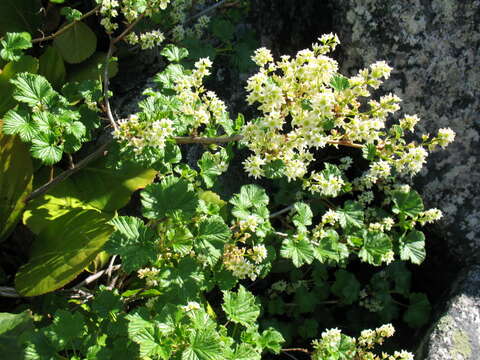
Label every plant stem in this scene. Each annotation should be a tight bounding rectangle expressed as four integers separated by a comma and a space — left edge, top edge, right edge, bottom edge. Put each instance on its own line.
282, 348, 310, 354
32, 6, 101, 43
173, 135, 242, 144
26, 136, 113, 202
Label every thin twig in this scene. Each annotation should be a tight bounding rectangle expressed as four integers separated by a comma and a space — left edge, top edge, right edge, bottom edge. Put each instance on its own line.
328, 140, 363, 149
106, 255, 118, 281
26, 136, 113, 202
184, 0, 230, 24
0, 286, 21, 298
113, 14, 146, 45
283, 352, 300, 360
103, 40, 119, 132
282, 348, 310, 354
72, 264, 121, 290
270, 204, 295, 219
32, 6, 101, 44
173, 135, 242, 144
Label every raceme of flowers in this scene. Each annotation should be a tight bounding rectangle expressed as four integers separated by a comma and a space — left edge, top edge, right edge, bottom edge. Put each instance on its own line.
241, 33, 455, 192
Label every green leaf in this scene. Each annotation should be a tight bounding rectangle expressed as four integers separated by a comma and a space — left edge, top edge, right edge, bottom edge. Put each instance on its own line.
24, 161, 156, 235
263, 159, 285, 179
30, 133, 64, 164
399, 230, 426, 265
259, 328, 285, 354
227, 344, 260, 360
67, 52, 119, 82
60, 7, 82, 22
337, 201, 364, 230
10, 72, 57, 108
38, 46, 66, 89
0, 128, 33, 242
330, 74, 350, 91
358, 231, 392, 265
154, 63, 185, 90
362, 143, 377, 161
47, 310, 85, 344
230, 184, 269, 218
53, 21, 97, 64
104, 216, 157, 273
160, 44, 189, 62
292, 202, 313, 232
210, 18, 235, 43
403, 293, 431, 328
0, 311, 33, 360
182, 329, 223, 360
71, 160, 157, 213
280, 237, 314, 267
0, 55, 39, 115
222, 285, 260, 327
331, 269, 360, 305
181, 38, 216, 63
91, 287, 123, 318
0, 32, 32, 61
15, 208, 113, 296
198, 151, 224, 188
313, 229, 349, 263
231, 36, 257, 73
294, 286, 318, 313
195, 216, 231, 266
141, 176, 198, 220
298, 318, 319, 340
0, 0, 42, 36
386, 261, 411, 296
392, 190, 424, 218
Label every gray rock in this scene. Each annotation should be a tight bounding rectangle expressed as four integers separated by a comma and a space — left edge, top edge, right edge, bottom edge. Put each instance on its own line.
417, 265, 480, 360
329, 0, 480, 264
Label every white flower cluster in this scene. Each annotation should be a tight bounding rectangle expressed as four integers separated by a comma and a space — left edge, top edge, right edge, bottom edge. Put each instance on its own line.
174, 58, 228, 129
223, 244, 267, 280
312, 323, 413, 360
98, 0, 170, 37
114, 114, 174, 153
126, 30, 165, 49
417, 208, 443, 225
137, 267, 160, 287
182, 301, 201, 312
240, 34, 455, 194
309, 171, 345, 197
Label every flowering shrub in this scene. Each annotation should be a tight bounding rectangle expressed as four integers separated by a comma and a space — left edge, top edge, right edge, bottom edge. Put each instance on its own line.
0, 1, 455, 359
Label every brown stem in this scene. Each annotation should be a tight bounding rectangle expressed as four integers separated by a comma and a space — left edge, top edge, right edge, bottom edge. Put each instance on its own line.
103, 40, 118, 131
112, 14, 146, 44
328, 140, 363, 149
32, 6, 101, 44
173, 135, 242, 144
281, 348, 310, 354
26, 137, 113, 202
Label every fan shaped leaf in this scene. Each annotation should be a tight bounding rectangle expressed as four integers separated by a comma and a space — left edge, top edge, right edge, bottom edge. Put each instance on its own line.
222, 285, 260, 327
15, 208, 113, 296
141, 176, 198, 220
53, 22, 97, 64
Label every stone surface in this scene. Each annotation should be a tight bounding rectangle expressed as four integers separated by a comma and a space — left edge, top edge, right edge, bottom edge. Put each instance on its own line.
329, 0, 480, 264
417, 265, 480, 360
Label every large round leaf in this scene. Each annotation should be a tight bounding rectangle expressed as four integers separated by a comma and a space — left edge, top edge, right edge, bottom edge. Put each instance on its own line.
15, 209, 113, 296
0, 56, 39, 115
23, 160, 157, 234
0, 125, 33, 242
0, 0, 42, 36
53, 21, 97, 64
38, 46, 66, 89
